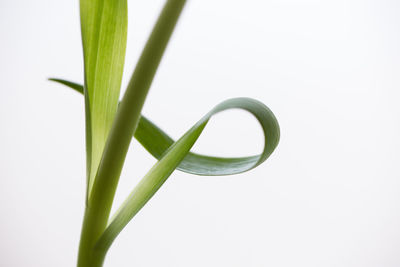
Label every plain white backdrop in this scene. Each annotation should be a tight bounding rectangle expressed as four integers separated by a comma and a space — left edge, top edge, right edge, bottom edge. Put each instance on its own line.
1, 0, 400, 266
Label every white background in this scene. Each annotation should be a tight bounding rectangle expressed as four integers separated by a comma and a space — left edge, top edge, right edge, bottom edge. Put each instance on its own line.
1, 0, 400, 266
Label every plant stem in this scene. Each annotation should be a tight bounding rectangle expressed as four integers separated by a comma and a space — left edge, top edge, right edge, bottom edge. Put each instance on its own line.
77, 0, 187, 266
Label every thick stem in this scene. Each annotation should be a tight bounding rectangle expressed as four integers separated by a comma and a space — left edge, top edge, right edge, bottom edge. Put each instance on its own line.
77, 207, 107, 267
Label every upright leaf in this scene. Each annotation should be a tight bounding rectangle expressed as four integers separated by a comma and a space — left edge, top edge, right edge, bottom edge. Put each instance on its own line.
80, 0, 128, 199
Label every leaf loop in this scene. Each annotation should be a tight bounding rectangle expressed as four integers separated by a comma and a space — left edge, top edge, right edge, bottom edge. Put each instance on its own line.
95, 97, 280, 252
49, 79, 280, 176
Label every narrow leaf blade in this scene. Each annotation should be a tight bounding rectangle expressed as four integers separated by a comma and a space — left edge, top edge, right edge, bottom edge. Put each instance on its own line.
48, 78, 84, 94
95, 97, 280, 252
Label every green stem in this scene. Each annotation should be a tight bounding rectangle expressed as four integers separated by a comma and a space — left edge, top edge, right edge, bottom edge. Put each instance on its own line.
77, 0, 187, 266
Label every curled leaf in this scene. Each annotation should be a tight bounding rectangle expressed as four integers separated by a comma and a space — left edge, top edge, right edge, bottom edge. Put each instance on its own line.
95, 97, 280, 252
50, 79, 280, 176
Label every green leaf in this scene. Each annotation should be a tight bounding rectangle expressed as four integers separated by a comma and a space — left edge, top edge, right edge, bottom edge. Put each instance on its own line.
80, 0, 128, 198
50, 79, 279, 176
95, 97, 280, 253
48, 78, 84, 94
